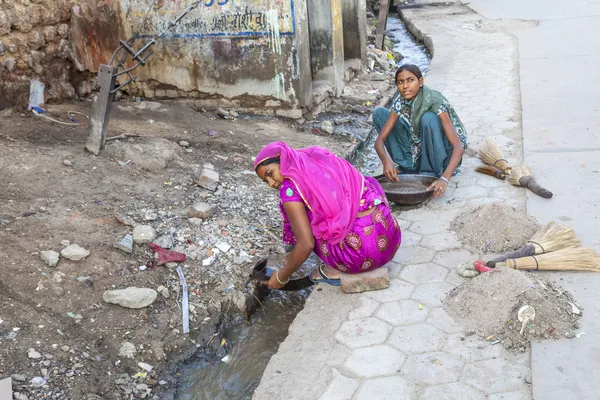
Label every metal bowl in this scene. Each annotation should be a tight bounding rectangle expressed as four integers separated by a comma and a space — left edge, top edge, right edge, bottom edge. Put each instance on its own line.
374, 174, 437, 205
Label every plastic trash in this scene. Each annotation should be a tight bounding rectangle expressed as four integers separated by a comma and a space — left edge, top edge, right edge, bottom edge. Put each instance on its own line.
27, 80, 45, 111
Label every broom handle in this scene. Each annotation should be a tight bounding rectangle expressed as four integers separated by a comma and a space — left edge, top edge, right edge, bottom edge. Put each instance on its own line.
519, 176, 553, 199
486, 244, 536, 268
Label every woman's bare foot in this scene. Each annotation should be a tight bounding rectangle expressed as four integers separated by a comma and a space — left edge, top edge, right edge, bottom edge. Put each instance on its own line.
310, 264, 341, 281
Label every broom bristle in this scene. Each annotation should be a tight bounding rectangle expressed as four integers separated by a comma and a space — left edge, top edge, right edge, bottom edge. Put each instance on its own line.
478, 137, 511, 173
508, 164, 532, 186
504, 247, 600, 271
528, 222, 581, 254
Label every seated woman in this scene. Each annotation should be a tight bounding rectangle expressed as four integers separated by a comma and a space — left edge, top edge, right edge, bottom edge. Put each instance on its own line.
373, 64, 467, 198
254, 142, 402, 289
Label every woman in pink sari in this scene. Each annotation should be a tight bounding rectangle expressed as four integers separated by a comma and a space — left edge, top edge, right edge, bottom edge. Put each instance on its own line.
254, 142, 402, 289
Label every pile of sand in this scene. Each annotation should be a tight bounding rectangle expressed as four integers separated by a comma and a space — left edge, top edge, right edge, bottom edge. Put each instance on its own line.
451, 203, 539, 253
445, 267, 582, 351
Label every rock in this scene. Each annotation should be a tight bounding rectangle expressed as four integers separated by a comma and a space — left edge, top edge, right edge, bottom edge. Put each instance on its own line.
40, 368, 48, 377
118, 342, 137, 359
116, 214, 136, 226
159, 380, 167, 386
61, 244, 90, 261
133, 225, 156, 244
11, 374, 27, 382
179, 140, 189, 147
340, 267, 390, 294
187, 202, 213, 219
61, 346, 70, 352
76, 276, 91, 283
63, 159, 72, 167
275, 108, 303, 119
321, 120, 335, 134
13, 394, 29, 400
137, 384, 149, 391
154, 234, 173, 249
216, 108, 233, 120
138, 362, 153, 372
114, 234, 133, 253
160, 288, 170, 299
41, 250, 60, 267
189, 218, 203, 226
60, 240, 70, 247
103, 287, 158, 309
28, 349, 42, 359
30, 377, 45, 387
195, 168, 220, 191
230, 110, 239, 118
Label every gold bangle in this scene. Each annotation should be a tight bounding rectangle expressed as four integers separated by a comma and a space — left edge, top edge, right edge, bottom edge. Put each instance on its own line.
276, 271, 290, 285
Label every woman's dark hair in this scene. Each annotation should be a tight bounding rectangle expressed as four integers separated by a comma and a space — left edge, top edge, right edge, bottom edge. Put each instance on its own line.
256, 156, 281, 168
395, 64, 423, 82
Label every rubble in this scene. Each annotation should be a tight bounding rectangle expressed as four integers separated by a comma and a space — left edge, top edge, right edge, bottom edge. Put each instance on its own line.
133, 225, 157, 244
40, 250, 60, 267
187, 202, 214, 219
103, 287, 158, 309
196, 168, 220, 191
113, 234, 134, 253
60, 244, 90, 261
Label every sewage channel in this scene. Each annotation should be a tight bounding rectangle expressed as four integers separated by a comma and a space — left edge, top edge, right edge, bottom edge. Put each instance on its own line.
175, 13, 430, 400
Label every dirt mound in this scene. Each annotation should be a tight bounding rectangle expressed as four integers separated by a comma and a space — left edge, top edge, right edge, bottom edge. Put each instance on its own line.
445, 267, 582, 351
451, 203, 539, 253
104, 137, 184, 171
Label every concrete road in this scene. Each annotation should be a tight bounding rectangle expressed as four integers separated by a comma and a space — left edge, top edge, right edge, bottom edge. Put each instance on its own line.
466, 0, 600, 398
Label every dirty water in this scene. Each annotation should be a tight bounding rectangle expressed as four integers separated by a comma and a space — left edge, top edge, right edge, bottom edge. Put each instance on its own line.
176, 14, 430, 400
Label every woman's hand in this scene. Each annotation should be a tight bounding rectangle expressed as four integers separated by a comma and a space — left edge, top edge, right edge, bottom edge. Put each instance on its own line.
383, 160, 399, 183
261, 273, 286, 290
427, 179, 448, 198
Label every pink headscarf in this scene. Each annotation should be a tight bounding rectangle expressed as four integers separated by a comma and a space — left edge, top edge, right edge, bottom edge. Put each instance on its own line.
254, 142, 364, 244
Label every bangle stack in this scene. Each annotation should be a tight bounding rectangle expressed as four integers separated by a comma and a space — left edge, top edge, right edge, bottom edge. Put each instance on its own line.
440, 176, 449, 184
276, 271, 290, 285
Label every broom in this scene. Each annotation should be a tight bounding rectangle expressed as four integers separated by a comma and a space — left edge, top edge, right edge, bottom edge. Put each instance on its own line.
495, 247, 600, 271
484, 222, 581, 268
478, 137, 512, 174
509, 164, 553, 199
475, 165, 506, 180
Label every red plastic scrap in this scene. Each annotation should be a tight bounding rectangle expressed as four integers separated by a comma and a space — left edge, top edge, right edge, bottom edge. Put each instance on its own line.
148, 243, 186, 266
473, 260, 493, 273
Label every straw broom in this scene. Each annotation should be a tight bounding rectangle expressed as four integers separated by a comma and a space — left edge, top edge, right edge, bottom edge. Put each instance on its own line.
485, 222, 581, 267
475, 165, 506, 180
478, 137, 512, 174
495, 247, 600, 271
509, 164, 553, 199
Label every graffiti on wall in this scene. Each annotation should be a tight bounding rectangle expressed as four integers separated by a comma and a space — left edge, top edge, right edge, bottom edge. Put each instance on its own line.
127, 0, 296, 38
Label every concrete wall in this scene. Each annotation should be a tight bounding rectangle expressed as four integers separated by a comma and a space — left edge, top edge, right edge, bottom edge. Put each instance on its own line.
342, 0, 367, 63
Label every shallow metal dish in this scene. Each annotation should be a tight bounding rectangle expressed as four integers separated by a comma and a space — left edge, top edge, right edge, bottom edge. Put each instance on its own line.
374, 174, 437, 205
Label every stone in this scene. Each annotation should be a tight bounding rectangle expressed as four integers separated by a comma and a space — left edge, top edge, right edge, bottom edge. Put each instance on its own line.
340, 267, 390, 293
364, 279, 415, 303
420, 382, 486, 400
160, 288, 170, 299
318, 369, 359, 400
114, 234, 133, 253
119, 342, 136, 359
28, 349, 42, 359
13, 394, 29, 400
275, 108, 303, 119
11, 374, 26, 382
334, 317, 391, 349
138, 362, 153, 372
376, 300, 429, 326
61, 244, 90, 261
40, 250, 60, 267
187, 202, 213, 219
388, 324, 446, 354
344, 345, 407, 378
179, 140, 189, 147
60, 240, 71, 247
137, 383, 149, 390
154, 234, 173, 249
133, 225, 156, 244
355, 376, 416, 400
195, 168, 219, 191
159, 380, 168, 386
265, 100, 282, 107
30, 377, 45, 387
401, 352, 465, 385
321, 120, 335, 134
103, 287, 158, 309
399, 263, 448, 285
188, 217, 203, 226
62, 159, 73, 167
461, 359, 529, 394
116, 214, 136, 226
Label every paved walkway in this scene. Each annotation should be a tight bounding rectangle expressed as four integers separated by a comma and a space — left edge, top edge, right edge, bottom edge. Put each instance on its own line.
253, 1, 539, 398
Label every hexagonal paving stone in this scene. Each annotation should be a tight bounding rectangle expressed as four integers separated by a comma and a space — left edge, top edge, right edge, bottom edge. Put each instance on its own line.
319, 369, 360, 400
401, 352, 464, 385
376, 300, 429, 326
461, 359, 529, 394
443, 333, 502, 362
386, 261, 403, 278
344, 345, 407, 378
388, 324, 446, 354
409, 219, 450, 235
420, 232, 462, 252
445, 269, 471, 286
392, 246, 436, 265
395, 218, 412, 230
355, 376, 416, 400
426, 308, 463, 334
401, 231, 422, 246
420, 382, 486, 400
399, 263, 448, 285
348, 297, 381, 320
411, 282, 455, 307
365, 279, 415, 303
335, 317, 392, 349
432, 249, 480, 269
487, 390, 532, 400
